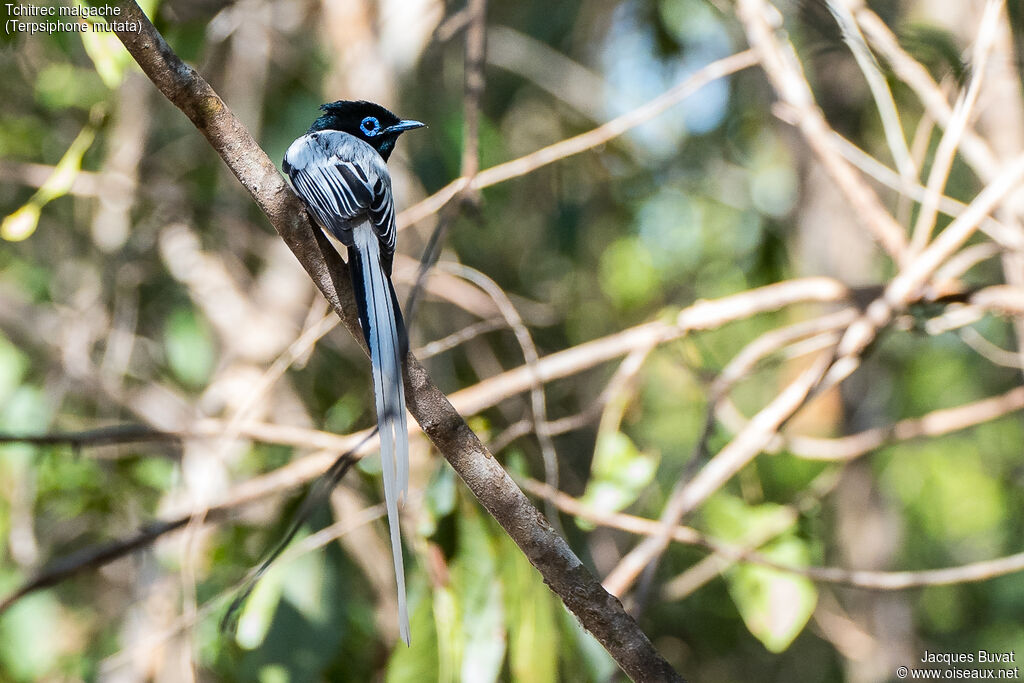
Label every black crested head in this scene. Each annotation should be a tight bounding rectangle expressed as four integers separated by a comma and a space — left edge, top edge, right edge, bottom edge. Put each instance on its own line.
308, 100, 425, 161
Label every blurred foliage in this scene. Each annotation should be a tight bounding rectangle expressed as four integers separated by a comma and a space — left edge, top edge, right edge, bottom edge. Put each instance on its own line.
1, 0, 1023, 681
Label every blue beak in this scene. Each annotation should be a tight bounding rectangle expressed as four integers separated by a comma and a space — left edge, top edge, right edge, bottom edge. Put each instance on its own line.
384, 119, 426, 135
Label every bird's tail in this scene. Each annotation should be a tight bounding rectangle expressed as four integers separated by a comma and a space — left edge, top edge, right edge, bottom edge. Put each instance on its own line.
349, 225, 411, 645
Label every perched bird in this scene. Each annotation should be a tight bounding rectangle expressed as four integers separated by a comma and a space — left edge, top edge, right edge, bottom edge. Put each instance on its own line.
283, 100, 425, 644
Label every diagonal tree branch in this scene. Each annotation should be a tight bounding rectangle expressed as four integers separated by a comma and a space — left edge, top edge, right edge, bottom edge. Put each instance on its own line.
106, 2, 682, 680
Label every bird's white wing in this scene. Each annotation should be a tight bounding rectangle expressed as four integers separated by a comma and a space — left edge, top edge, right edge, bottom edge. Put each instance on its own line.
284, 131, 398, 273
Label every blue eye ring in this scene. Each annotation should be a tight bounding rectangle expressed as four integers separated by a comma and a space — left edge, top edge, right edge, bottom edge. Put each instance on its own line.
360, 116, 381, 136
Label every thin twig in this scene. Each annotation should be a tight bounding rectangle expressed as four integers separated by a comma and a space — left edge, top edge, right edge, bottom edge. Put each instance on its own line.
438, 262, 564, 534
450, 277, 851, 417
909, 0, 1005, 254
0, 424, 180, 449
414, 316, 507, 359
524, 479, 1024, 591
785, 111, 1024, 250
396, 50, 759, 231
852, 1, 1003, 179
886, 152, 1024, 305
959, 327, 1024, 369
825, 0, 915, 181
737, 0, 908, 261
783, 385, 1024, 460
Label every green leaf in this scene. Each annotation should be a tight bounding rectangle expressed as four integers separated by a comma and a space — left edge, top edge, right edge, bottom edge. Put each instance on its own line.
427, 464, 458, 519
387, 584, 439, 683
34, 63, 107, 111
235, 532, 327, 650
76, 0, 137, 90
235, 556, 288, 650
280, 545, 328, 624
451, 507, 505, 683
78, 31, 128, 89
0, 204, 42, 243
419, 463, 459, 538
881, 441, 1005, 542
0, 332, 27, 405
0, 592, 62, 681
130, 457, 175, 491
2, 112, 99, 241
579, 431, 657, 528
163, 307, 216, 388
599, 237, 659, 309
256, 664, 290, 683
1, 385, 51, 435
560, 608, 616, 682
704, 495, 816, 652
394, 500, 508, 682
497, 528, 559, 683
433, 584, 459, 683
725, 536, 817, 653
702, 494, 795, 543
